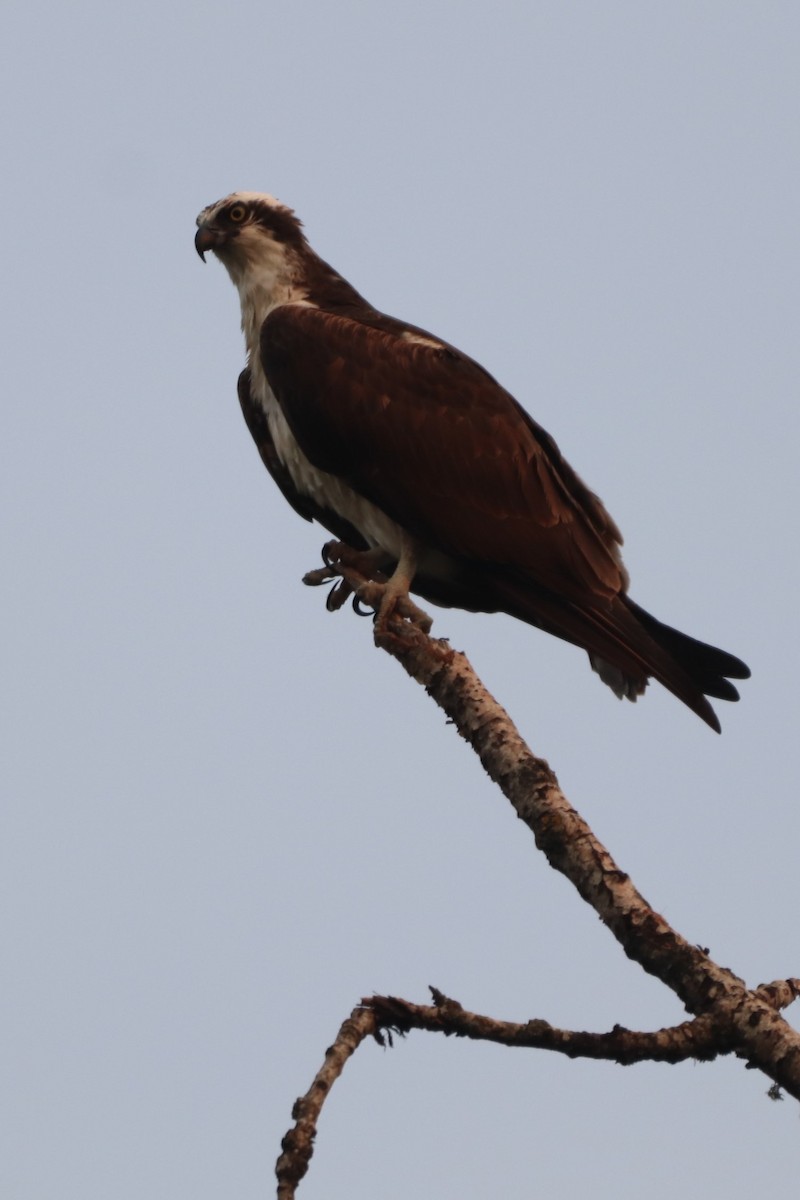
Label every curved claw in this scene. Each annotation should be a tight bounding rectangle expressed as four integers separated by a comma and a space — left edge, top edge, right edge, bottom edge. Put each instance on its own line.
326, 584, 341, 612
326, 579, 353, 612
322, 541, 338, 569
353, 594, 376, 618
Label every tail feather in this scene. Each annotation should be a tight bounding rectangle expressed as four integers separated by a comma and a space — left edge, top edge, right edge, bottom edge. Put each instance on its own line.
485, 575, 749, 732
410, 564, 748, 731
625, 599, 750, 701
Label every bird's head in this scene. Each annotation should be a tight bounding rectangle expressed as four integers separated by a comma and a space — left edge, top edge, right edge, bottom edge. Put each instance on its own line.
195, 192, 308, 303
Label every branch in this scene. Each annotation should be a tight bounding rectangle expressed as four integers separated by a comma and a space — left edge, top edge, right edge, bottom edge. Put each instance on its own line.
275, 977, 799, 1197
275, 1006, 379, 1200
369, 980, 800, 1066
369, 989, 732, 1065
372, 622, 800, 1096
273, 615, 799, 1195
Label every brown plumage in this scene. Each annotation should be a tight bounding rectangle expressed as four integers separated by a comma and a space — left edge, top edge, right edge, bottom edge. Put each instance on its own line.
197, 191, 750, 731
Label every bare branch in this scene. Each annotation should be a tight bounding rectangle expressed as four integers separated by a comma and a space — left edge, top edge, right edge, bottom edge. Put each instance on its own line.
274, 976, 800, 1194
369, 980, 800, 1067
273, 619, 798, 1194
275, 1006, 379, 1200
368, 988, 731, 1064
373, 621, 800, 1097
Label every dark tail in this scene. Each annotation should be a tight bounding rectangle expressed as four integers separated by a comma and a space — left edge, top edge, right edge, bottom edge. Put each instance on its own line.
623, 599, 751, 711
486, 576, 750, 732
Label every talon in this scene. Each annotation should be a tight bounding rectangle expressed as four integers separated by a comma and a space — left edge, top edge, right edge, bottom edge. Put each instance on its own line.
326, 579, 353, 612
322, 540, 343, 569
304, 534, 431, 634
353, 594, 376, 617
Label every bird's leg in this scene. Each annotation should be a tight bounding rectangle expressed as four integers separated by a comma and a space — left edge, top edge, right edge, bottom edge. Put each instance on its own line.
367, 533, 433, 637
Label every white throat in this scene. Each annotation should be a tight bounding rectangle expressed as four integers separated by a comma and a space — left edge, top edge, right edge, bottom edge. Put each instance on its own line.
218, 233, 310, 360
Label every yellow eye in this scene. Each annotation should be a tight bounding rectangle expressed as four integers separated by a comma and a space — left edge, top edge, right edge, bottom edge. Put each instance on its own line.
228, 203, 247, 223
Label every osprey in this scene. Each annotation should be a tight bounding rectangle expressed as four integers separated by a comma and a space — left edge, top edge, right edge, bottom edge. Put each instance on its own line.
195, 191, 749, 731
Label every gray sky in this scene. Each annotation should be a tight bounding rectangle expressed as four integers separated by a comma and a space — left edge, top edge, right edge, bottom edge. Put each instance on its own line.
3, 2, 799, 1197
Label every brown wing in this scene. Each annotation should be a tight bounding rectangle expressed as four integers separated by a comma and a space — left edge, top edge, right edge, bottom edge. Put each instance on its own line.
260, 306, 626, 603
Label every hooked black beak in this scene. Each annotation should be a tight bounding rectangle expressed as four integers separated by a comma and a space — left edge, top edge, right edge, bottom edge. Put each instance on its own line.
195, 225, 222, 262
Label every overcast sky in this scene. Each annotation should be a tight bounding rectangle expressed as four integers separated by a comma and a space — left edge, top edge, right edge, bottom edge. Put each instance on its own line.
2, 2, 799, 1197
